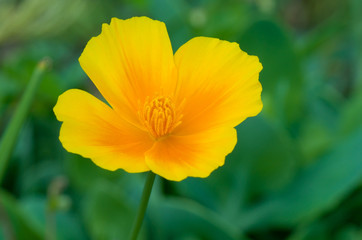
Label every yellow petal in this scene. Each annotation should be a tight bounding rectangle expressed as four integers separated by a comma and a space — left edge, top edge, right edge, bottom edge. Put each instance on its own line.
53, 89, 153, 173
145, 127, 237, 181
79, 17, 176, 128
173, 37, 263, 134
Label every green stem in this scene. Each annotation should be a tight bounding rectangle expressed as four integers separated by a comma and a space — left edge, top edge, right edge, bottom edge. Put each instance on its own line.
129, 172, 156, 240
0, 59, 49, 184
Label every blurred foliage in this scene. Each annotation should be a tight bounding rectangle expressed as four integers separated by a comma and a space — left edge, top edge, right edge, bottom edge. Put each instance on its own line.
0, 0, 361, 239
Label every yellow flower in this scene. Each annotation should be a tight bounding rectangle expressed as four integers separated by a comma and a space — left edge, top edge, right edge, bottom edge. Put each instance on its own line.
54, 17, 263, 181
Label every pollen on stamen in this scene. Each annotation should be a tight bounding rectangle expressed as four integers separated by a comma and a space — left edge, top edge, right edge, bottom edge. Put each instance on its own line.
139, 96, 182, 139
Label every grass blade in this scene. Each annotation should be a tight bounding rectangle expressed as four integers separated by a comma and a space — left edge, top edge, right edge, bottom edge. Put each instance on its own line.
0, 58, 50, 183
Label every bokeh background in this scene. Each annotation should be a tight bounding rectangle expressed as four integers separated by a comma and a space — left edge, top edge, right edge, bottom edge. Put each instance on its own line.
1, 0, 361, 239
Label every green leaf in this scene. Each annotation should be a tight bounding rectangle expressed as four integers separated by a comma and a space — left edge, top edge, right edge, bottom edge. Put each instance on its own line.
234, 117, 298, 194
238, 20, 303, 123
0, 190, 42, 240
20, 195, 87, 240
82, 181, 138, 240
288, 189, 362, 240
238, 128, 362, 230
298, 118, 334, 165
150, 197, 241, 240
338, 94, 362, 137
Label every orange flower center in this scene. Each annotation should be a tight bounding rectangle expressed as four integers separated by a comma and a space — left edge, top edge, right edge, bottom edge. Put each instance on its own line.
139, 96, 182, 139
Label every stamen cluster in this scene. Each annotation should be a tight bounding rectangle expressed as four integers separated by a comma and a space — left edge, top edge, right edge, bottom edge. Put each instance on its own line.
140, 96, 182, 138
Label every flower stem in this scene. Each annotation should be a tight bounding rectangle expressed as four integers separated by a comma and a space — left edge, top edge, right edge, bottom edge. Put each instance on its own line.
129, 172, 156, 240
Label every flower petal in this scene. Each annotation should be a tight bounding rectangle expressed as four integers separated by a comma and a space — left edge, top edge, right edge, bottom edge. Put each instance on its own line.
145, 127, 237, 181
79, 17, 176, 128
53, 89, 153, 173
173, 37, 262, 134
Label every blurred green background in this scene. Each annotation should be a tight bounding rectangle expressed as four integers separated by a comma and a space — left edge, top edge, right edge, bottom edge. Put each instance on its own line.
0, 0, 361, 239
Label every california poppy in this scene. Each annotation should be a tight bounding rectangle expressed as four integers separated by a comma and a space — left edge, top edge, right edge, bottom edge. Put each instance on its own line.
54, 16, 262, 181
